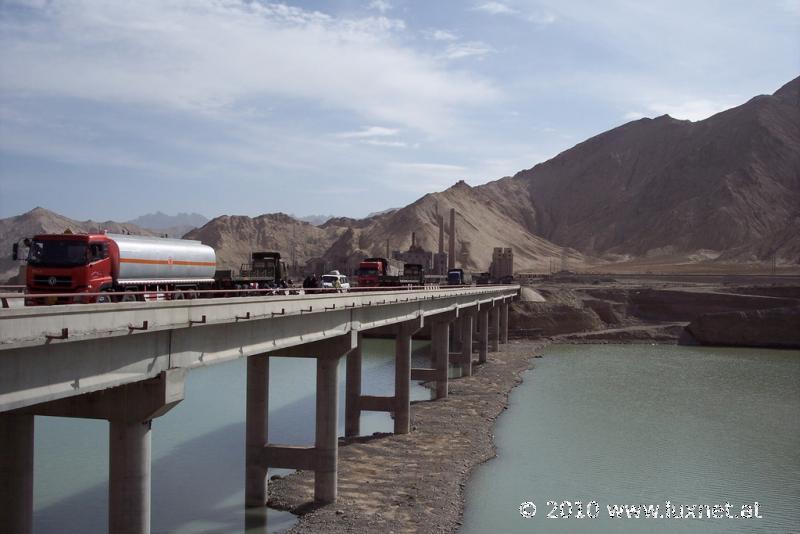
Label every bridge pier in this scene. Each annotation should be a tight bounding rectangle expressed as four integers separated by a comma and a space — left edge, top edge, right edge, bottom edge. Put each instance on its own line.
459, 311, 475, 376
258, 333, 357, 505
478, 307, 489, 363
430, 311, 457, 399
3, 369, 185, 534
490, 305, 500, 352
0, 413, 34, 534
344, 334, 363, 438
500, 301, 509, 344
109, 419, 152, 534
245, 354, 270, 507
393, 319, 423, 434
345, 319, 423, 437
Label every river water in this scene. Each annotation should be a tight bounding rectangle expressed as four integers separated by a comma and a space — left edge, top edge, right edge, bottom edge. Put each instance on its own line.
461, 344, 800, 533
32, 339, 432, 534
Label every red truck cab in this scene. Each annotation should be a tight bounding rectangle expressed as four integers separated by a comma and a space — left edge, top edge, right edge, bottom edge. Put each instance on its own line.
356, 259, 384, 287
24, 233, 114, 304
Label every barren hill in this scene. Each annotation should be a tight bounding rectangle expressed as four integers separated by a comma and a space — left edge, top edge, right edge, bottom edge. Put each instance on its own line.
479, 76, 800, 264
0, 207, 155, 283
183, 213, 349, 273
347, 181, 585, 272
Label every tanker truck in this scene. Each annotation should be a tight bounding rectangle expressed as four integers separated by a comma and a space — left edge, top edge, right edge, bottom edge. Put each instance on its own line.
14, 232, 216, 304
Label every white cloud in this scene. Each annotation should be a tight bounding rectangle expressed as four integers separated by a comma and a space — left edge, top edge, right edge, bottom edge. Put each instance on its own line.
473, 2, 516, 15
363, 139, 408, 148
368, 0, 393, 13
337, 126, 400, 139
442, 41, 494, 60
0, 1, 496, 134
427, 29, 459, 41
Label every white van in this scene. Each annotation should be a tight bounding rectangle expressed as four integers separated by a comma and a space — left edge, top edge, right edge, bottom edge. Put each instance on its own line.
320, 271, 350, 292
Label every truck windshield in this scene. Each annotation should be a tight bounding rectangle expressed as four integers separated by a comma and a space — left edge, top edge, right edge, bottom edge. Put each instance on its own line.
359, 268, 379, 276
27, 239, 89, 267
448, 272, 461, 283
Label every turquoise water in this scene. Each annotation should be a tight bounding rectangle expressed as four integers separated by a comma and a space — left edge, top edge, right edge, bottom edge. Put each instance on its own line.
32, 339, 431, 533
462, 344, 800, 534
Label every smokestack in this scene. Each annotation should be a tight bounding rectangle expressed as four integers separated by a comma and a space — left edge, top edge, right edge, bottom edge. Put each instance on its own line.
386, 239, 390, 259
448, 208, 456, 269
438, 215, 444, 254
411, 231, 416, 249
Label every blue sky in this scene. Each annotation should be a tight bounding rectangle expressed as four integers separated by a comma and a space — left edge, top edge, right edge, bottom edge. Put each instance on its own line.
1, 0, 798, 221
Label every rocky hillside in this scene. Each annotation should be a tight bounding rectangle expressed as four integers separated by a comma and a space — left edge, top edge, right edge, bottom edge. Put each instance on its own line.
0, 207, 155, 283
183, 213, 350, 273
342, 181, 585, 272
479, 76, 800, 264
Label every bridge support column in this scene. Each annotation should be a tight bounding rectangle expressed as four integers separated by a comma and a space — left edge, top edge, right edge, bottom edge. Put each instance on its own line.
345, 334, 363, 438
459, 312, 474, 377
11, 369, 185, 534
432, 321, 449, 399
264, 333, 357, 505
245, 354, 269, 507
395, 319, 423, 434
109, 419, 152, 534
0, 413, 34, 534
478, 308, 489, 364
315, 355, 339, 503
500, 301, 509, 344
490, 305, 500, 352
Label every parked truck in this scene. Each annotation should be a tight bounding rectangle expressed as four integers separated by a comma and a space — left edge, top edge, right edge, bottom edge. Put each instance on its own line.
400, 263, 425, 286
214, 251, 289, 291
447, 268, 471, 286
355, 257, 403, 287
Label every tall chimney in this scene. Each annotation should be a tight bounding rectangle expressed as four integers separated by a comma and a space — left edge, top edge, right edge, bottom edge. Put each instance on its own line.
386, 239, 390, 259
438, 215, 444, 254
411, 231, 416, 249
448, 208, 456, 269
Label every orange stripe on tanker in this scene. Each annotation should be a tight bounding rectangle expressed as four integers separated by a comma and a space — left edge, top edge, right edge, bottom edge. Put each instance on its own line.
120, 258, 217, 267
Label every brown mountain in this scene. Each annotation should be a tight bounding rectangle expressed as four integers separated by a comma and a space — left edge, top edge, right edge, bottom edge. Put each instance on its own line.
343, 181, 585, 272
183, 213, 349, 273
479, 76, 800, 264
0, 207, 155, 283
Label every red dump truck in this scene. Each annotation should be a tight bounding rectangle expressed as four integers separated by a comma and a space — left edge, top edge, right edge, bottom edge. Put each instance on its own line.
355, 257, 402, 287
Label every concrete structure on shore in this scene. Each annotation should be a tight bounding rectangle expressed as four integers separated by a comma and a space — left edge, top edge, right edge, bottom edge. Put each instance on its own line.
490, 247, 514, 281
0, 285, 515, 534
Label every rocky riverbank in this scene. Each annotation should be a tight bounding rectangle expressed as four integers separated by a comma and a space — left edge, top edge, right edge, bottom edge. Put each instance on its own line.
509, 276, 800, 345
268, 340, 546, 533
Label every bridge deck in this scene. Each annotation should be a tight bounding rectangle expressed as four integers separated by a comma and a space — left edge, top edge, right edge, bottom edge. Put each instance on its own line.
0, 285, 517, 412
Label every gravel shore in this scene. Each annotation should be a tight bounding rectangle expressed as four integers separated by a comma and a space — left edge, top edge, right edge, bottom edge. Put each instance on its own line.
267, 340, 546, 533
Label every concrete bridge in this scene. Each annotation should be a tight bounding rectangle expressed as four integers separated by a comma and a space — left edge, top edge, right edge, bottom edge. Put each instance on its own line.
0, 285, 517, 534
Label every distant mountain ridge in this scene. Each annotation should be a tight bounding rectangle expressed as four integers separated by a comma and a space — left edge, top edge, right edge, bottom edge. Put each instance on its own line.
127, 211, 209, 237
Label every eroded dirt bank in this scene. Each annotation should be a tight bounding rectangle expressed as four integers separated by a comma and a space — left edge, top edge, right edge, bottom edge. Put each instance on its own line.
510, 276, 800, 345
268, 340, 546, 533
